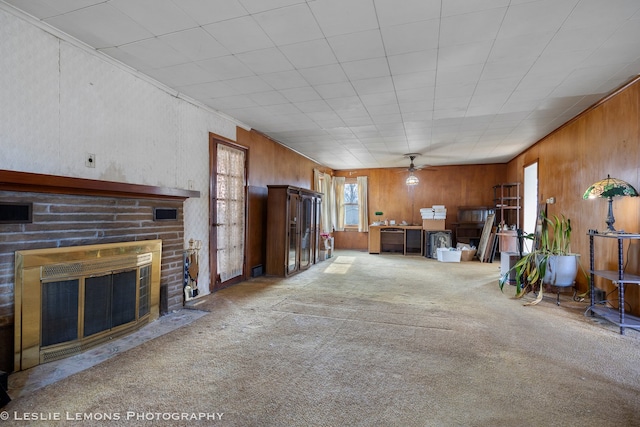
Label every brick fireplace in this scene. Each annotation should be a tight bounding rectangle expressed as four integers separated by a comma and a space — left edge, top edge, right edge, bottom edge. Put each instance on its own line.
0, 170, 199, 373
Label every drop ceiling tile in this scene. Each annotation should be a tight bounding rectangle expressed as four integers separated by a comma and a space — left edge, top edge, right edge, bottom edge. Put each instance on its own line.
497, 0, 577, 39
239, 0, 306, 14
116, 38, 190, 70
360, 92, 398, 107
342, 57, 391, 80
352, 76, 395, 95
490, 32, 554, 61
236, 47, 294, 74
110, 0, 197, 35
314, 82, 357, 99
436, 64, 485, 87
306, 110, 345, 124
280, 39, 338, 69
374, 0, 441, 27
267, 103, 303, 115
341, 116, 374, 127
203, 16, 273, 54
326, 97, 368, 115
380, 20, 439, 56
197, 55, 255, 80
392, 71, 437, 90
439, 7, 505, 47
159, 28, 229, 61
145, 62, 212, 87
281, 86, 322, 102
224, 76, 273, 94
388, 49, 438, 75
176, 81, 239, 99
206, 94, 258, 110
328, 29, 385, 62
474, 77, 520, 96
396, 87, 435, 103
44, 3, 153, 48
437, 41, 493, 69
261, 70, 309, 89
3, 0, 105, 19
441, 0, 510, 17
563, 0, 640, 29
399, 101, 434, 114
544, 25, 617, 54
366, 103, 401, 116
481, 57, 536, 80
253, 3, 323, 45
294, 100, 333, 113
529, 49, 592, 76
298, 64, 348, 85
308, 0, 379, 37
176, 0, 248, 25
248, 90, 290, 106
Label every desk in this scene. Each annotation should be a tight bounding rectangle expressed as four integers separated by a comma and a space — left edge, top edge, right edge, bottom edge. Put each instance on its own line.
368, 225, 423, 255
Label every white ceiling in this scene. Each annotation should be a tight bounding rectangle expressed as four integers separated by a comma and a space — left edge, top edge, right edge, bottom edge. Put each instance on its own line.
4, 0, 640, 170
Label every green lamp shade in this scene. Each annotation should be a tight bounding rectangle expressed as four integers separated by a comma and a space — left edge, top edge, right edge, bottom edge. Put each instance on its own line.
583, 175, 638, 199
583, 174, 638, 232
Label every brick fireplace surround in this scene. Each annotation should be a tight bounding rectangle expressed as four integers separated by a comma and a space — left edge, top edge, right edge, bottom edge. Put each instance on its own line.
0, 170, 199, 373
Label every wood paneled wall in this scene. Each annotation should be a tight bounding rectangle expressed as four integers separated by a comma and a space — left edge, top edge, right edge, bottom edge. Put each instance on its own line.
333, 164, 507, 250
506, 77, 640, 315
235, 128, 331, 274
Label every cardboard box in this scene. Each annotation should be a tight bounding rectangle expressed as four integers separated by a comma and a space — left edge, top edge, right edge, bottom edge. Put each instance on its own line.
423, 219, 445, 230
437, 248, 461, 262
460, 249, 477, 261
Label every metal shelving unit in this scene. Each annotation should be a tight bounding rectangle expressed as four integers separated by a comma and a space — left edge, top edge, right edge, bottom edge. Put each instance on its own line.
587, 230, 640, 334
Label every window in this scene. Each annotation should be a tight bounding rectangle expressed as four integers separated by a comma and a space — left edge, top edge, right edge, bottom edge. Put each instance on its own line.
344, 180, 359, 226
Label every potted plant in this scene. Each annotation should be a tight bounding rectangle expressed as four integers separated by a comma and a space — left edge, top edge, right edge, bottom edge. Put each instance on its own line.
499, 211, 580, 305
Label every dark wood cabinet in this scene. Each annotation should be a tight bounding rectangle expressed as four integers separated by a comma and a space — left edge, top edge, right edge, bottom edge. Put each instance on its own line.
266, 185, 322, 277
454, 206, 493, 245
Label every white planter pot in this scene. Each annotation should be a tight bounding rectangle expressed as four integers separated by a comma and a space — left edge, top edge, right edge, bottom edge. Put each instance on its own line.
543, 254, 579, 287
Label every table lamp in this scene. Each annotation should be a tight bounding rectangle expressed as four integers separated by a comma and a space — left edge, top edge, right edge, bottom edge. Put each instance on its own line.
583, 174, 638, 232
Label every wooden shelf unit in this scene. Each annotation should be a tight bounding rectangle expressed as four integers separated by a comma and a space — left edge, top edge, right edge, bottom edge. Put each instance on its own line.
494, 183, 521, 253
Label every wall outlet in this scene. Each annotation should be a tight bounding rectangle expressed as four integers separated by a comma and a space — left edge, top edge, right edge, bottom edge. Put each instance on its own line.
86, 153, 95, 168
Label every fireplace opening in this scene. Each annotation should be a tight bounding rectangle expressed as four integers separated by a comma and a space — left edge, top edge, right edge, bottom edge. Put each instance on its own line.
14, 240, 161, 371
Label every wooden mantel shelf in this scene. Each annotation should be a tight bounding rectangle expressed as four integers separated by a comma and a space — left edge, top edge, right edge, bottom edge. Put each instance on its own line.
0, 170, 200, 200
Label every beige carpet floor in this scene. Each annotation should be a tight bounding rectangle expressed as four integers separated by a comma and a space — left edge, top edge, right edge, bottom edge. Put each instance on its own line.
3, 250, 640, 427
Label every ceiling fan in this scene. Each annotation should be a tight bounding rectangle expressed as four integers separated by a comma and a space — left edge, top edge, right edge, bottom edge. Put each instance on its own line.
404, 153, 421, 186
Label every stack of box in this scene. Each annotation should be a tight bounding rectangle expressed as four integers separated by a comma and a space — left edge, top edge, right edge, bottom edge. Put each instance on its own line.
420, 205, 446, 230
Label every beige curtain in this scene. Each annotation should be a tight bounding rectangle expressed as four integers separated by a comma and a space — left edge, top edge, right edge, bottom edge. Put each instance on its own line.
216, 144, 245, 283
314, 169, 333, 233
357, 176, 369, 232
333, 176, 345, 231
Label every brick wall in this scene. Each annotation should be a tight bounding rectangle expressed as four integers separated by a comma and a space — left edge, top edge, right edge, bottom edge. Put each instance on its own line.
0, 190, 186, 372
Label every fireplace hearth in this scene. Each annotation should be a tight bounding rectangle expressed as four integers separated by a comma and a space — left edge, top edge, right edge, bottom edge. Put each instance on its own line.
14, 240, 162, 371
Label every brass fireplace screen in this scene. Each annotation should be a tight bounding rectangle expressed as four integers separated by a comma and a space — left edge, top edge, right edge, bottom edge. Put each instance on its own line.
14, 240, 162, 371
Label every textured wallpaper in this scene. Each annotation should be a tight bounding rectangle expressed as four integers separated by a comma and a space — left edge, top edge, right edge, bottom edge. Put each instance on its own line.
0, 8, 239, 294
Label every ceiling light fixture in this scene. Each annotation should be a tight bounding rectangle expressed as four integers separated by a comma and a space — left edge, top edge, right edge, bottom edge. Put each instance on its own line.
406, 173, 419, 186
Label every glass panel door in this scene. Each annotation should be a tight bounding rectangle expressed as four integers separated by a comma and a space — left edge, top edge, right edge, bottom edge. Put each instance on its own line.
288, 192, 299, 274
300, 196, 312, 269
